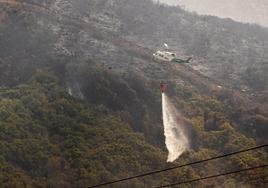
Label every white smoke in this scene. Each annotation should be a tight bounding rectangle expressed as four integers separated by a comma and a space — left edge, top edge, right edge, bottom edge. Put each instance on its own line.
66, 81, 84, 99
162, 93, 189, 162
164, 43, 169, 49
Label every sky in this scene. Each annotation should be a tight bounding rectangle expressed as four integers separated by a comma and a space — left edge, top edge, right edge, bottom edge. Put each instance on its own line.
155, 0, 268, 28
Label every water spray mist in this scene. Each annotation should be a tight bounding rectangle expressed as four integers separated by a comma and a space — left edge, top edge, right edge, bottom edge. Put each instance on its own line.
162, 93, 189, 162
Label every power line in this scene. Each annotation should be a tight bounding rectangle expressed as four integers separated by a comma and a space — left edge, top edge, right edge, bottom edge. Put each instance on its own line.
88, 144, 268, 188
155, 164, 268, 188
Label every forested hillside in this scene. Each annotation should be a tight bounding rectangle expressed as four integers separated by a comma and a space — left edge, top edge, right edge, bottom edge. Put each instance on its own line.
1, 59, 267, 187
0, 70, 167, 187
0, 0, 267, 187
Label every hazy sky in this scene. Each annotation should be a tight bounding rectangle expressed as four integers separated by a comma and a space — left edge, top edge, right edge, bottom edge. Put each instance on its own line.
155, 0, 268, 28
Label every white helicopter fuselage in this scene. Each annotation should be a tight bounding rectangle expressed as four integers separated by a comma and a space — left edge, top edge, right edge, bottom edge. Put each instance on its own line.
153, 50, 176, 62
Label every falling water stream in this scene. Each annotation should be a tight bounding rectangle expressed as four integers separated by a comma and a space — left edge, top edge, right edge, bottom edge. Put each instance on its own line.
162, 93, 189, 162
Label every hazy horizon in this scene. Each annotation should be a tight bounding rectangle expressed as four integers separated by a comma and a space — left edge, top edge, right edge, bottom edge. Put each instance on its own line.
155, 0, 268, 28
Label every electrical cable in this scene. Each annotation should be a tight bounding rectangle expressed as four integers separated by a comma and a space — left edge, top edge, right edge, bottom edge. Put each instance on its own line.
88, 144, 268, 187
155, 164, 268, 188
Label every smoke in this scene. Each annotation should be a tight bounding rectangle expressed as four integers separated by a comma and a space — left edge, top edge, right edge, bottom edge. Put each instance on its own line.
162, 93, 189, 162
164, 43, 169, 49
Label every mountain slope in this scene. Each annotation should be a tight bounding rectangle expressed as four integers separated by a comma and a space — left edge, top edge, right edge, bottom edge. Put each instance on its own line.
0, 71, 168, 187
0, 0, 267, 187
1, 0, 268, 93
1, 62, 267, 188
157, 0, 268, 28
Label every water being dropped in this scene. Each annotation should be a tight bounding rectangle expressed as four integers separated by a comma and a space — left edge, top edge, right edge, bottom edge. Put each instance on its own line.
162, 93, 189, 162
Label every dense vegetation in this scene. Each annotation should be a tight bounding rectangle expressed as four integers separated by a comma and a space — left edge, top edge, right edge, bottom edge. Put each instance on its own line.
0, 70, 168, 187
1, 60, 267, 187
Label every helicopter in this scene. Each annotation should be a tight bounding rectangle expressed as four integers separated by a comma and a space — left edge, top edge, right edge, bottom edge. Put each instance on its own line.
153, 51, 192, 64
153, 43, 192, 64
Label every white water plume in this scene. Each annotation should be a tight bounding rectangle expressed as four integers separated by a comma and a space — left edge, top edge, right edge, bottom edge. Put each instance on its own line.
162, 93, 189, 162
